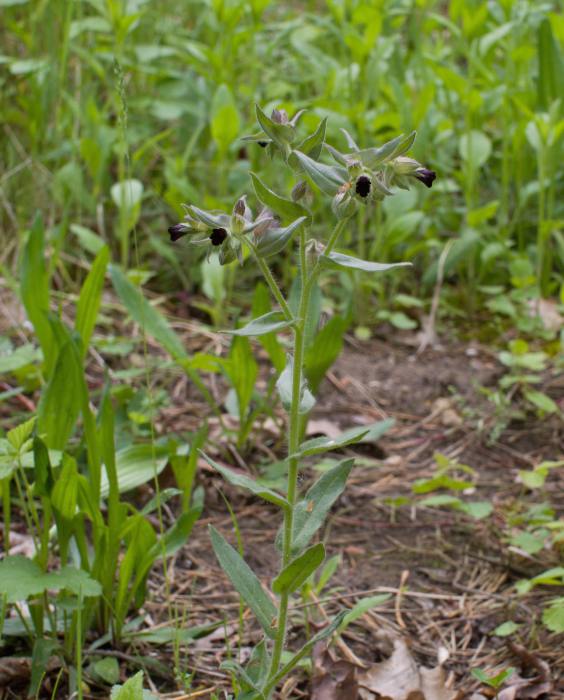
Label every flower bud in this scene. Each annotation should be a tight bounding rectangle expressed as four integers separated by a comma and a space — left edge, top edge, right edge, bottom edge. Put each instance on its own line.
291, 180, 308, 202
391, 157, 436, 188
331, 185, 358, 219
271, 108, 289, 125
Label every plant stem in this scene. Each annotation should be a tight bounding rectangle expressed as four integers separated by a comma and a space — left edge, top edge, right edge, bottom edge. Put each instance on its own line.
253, 251, 294, 321
265, 219, 348, 693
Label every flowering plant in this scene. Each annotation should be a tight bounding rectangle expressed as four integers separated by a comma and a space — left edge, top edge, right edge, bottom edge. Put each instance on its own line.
169, 106, 435, 698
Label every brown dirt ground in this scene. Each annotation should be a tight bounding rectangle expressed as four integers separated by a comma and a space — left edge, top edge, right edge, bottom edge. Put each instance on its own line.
1, 298, 563, 699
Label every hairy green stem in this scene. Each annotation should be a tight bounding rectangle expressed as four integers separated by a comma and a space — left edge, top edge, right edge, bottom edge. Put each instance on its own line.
265, 219, 348, 693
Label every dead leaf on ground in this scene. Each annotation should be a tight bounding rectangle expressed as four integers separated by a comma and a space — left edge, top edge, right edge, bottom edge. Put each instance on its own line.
358, 634, 462, 700
306, 419, 343, 439
311, 642, 359, 700
495, 642, 553, 699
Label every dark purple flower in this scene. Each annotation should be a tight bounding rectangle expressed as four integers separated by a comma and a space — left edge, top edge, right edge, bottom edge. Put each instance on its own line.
414, 168, 436, 188
168, 224, 188, 241
355, 175, 372, 198
210, 228, 228, 246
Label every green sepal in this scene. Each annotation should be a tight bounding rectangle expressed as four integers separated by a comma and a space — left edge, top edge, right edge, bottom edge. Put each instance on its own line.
297, 117, 327, 160
255, 105, 294, 149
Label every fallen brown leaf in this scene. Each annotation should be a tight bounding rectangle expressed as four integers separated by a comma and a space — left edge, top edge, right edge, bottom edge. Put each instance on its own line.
311, 642, 359, 700
358, 635, 462, 700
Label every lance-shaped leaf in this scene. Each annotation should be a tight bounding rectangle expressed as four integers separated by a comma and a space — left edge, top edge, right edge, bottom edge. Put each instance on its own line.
277, 355, 315, 414
356, 131, 417, 168
209, 526, 277, 638
290, 150, 347, 195
225, 311, 294, 337
250, 172, 311, 224
272, 543, 325, 595
186, 205, 230, 229
297, 419, 393, 458
256, 104, 294, 147
265, 611, 347, 693
297, 117, 327, 160
292, 459, 354, 552
201, 451, 289, 509
321, 251, 411, 274
255, 217, 307, 258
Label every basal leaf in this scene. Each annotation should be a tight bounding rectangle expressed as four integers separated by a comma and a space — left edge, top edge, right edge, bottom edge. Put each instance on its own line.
75, 245, 109, 357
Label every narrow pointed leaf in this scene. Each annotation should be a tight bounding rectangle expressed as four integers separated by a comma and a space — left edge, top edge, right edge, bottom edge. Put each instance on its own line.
255, 217, 307, 258
255, 104, 293, 146
201, 451, 289, 508
250, 172, 311, 224
298, 419, 393, 458
321, 251, 411, 273
298, 117, 327, 160
225, 311, 293, 337
292, 459, 354, 552
75, 245, 109, 357
209, 526, 277, 638
290, 150, 347, 195
272, 543, 325, 594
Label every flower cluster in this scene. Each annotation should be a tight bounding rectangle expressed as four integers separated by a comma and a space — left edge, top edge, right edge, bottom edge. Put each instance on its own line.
168, 106, 436, 257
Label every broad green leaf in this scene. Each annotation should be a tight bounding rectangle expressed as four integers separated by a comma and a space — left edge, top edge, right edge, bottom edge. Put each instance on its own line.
0, 344, 40, 373
523, 389, 558, 414
542, 597, 564, 633
51, 456, 79, 519
292, 458, 354, 552
70, 224, 105, 255
250, 172, 311, 224
255, 217, 307, 257
100, 444, 169, 498
225, 311, 293, 337
277, 355, 315, 414
290, 150, 347, 195
538, 18, 564, 111
0, 556, 101, 603
272, 543, 325, 594
492, 621, 520, 637
110, 671, 145, 700
209, 525, 277, 638
321, 251, 411, 273
459, 501, 493, 520
201, 451, 289, 509
251, 283, 285, 373
110, 179, 143, 210
92, 657, 120, 685
37, 338, 83, 450
305, 315, 348, 393
75, 245, 109, 356
211, 84, 240, 152
459, 130, 492, 168
109, 264, 187, 360
7, 416, 36, 452
338, 594, 391, 631
20, 214, 55, 374
297, 419, 393, 458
